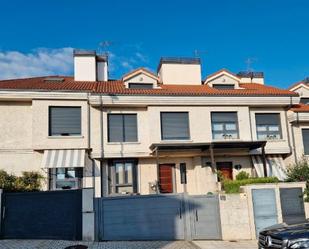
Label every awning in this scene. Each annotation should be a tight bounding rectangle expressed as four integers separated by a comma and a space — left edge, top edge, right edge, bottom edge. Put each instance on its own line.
251, 154, 287, 180
150, 141, 266, 152
41, 149, 86, 168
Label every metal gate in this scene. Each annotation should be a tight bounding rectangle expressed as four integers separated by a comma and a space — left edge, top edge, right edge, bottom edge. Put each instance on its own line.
95, 194, 222, 241
189, 195, 221, 240
1, 190, 82, 240
252, 189, 278, 236
280, 188, 306, 224
95, 194, 185, 240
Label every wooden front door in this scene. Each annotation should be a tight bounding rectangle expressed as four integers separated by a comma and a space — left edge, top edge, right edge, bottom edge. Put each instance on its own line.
216, 162, 233, 180
159, 164, 174, 193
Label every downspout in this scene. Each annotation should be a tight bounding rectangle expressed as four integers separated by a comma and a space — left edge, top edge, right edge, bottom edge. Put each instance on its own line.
87, 93, 95, 191
286, 96, 298, 163
99, 95, 105, 196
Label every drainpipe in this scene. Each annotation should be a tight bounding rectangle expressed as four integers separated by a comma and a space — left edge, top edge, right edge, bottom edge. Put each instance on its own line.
99, 95, 105, 196
87, 93, 95, 190
286, 96, 298, 163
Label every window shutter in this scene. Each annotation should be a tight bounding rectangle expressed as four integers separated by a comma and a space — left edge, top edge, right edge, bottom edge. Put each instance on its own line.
49, 107, 81, 136
256, 113, 280, 125
124, 115, 138, 142
211, 112, 237, 122
108, 115, 124, 142
302, 129, 309, 155
161, 112, 190, 140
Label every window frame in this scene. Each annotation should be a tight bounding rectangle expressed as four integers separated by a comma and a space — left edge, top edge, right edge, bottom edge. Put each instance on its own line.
48, 106, 82, 136
255, 113, 282, 140
108, 159, 138, 195
302, 129, 309, 155
160, 112, 190, 141
128, 83, 154, 89
107, 113, 138, 142
49, 167, 83, 190
211, 112, 239, 140
212, 84, 235, 90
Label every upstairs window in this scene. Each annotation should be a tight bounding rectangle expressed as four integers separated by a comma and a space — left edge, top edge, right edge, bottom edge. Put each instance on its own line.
128, 83, 153, 89
108, 114, 138, 142
49, 107, 81, 136
212, 84, 235, 90
300, 98, 309, 105
302, 129, 309, 155
161, 112, 190, 140
211, 112, 239, 139
255, 113, 282, 140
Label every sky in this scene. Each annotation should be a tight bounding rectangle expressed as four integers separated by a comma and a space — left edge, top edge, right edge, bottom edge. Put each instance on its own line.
0, 0, 308, 88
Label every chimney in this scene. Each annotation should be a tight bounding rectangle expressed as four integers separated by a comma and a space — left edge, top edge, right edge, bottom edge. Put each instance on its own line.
74, 50, 108, 81
237, 71, 264, 84
157, 57, 202, 85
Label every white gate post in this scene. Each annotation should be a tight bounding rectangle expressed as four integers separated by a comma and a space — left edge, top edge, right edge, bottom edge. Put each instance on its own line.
82, 188, 95, 241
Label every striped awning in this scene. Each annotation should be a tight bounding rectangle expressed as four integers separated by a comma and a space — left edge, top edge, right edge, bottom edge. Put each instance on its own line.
41, 149, 86, 168
251, 154, 287, 180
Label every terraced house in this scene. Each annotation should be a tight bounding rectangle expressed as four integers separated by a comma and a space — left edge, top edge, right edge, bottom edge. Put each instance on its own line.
0, 50, 303, 197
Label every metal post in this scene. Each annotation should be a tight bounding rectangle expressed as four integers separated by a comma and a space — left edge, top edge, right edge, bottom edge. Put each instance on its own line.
261, 145, 267, 177
155, 148, 160, 194
210, 144, 215, 171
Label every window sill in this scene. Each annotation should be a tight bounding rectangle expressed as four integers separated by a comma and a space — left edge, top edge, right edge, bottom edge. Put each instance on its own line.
107, 142, 141, 145
259, 139, 285, 143
47, 135, 84, 139
160, 139, 193, 143
212, 138, 240, 141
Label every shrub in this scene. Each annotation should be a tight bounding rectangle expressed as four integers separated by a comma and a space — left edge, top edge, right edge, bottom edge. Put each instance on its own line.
223, 177, 279, 194
236, 171, 250, 181
0, 170, 44, 192
286, 158, 309, 182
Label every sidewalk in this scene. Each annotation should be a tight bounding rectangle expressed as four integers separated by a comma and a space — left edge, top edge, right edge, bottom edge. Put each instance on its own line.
193, 240, 258, 249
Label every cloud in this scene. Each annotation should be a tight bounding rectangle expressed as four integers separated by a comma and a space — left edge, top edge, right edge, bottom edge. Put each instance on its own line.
0, 46, 152, 80
0, 47, 73, 80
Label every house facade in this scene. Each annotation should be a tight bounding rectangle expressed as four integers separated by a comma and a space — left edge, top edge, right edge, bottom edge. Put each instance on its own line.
0, 50, 302, 197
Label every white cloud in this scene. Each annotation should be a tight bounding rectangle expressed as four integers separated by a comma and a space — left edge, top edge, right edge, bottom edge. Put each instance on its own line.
0, 47, 73, 80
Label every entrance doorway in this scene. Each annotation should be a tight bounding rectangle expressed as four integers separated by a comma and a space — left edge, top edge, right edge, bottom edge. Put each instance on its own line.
159, 164, 174, 193
216, 162, 233, 180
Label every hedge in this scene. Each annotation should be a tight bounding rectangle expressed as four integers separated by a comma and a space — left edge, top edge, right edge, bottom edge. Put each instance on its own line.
223, 177, 279, 194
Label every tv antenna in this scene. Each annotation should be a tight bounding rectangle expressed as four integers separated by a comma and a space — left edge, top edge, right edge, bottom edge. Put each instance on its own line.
194, 49, 207, 58
245, 57, 257, 72
98, 40, 114, 56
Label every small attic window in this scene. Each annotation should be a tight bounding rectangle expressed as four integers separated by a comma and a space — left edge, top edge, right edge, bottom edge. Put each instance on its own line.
44, 77, 65, 82
128, 83, 153, 89
212, 84, 235, 90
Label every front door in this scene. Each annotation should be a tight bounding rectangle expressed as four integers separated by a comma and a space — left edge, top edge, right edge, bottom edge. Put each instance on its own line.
216, 162, 233, 180
159, 164, 174, 193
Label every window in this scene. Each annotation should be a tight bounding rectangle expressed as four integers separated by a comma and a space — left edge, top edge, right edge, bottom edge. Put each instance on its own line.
255, 113, 282, 140
302, 129, 309, 155
49, 168, 83, 190
211, 112, 239, 139
300, 98, 309, 105
161, 112, 190, 140
212, 84, 235, 90
108, 114, 138, 142
108, 160, 137, 195
49, 107, 81, 136
128, 83, 153, 89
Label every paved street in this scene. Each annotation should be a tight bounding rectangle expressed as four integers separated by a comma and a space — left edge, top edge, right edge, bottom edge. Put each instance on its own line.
0, 240, 199, 249
0, 240, 259, 249
193, 240, 258, 249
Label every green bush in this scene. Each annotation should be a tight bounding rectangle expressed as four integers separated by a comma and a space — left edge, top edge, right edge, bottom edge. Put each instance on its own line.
223, 177, 279, 194
236, 171, 250, 181
0, 170, 44, 192
286, 158, 309, 182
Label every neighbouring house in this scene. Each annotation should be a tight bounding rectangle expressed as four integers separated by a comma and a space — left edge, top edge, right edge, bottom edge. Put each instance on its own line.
0, 49, 302, 197
287, 79, 309, 163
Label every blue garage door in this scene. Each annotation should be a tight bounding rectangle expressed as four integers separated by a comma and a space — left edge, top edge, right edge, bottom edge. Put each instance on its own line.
1, 190, 82, 240
252, 189, 278, 236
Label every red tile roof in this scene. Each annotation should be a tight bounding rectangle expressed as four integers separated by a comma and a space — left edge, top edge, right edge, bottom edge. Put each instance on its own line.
290, 104, 309, 112
0, 76, 298, 96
